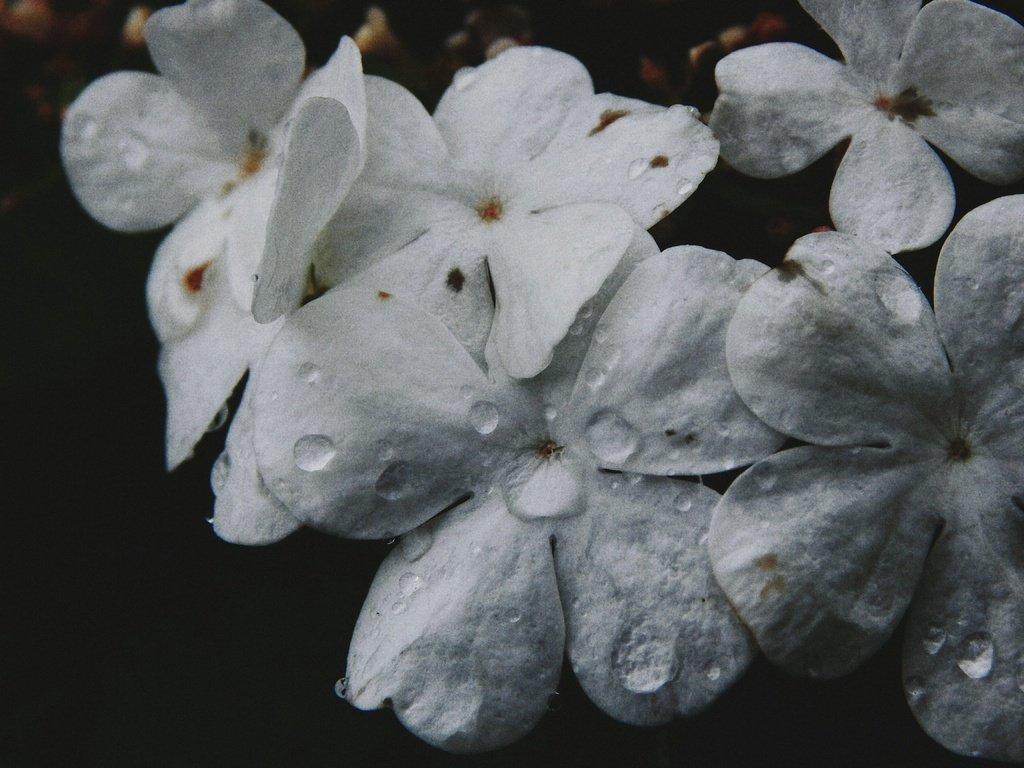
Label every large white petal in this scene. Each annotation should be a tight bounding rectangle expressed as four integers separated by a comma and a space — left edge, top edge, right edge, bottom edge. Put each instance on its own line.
521, 94, 718, 228
903, 459, 1024, 763
487, 203, 634, 378
567, 246, 784, 476
554, 473, 754, 724
798, 0, 920, 84
252, 97, 363, 322
830, 115, 954, 253
60, 72, 232, 232
710, 43, 864, 178
144, 0, 304, 151
709, 445, 940, 677
727, 231, 955, 448
433, 46, 591, 172
288, 37, 367, 146
934, 195, 1024, 451
251, 288, 514, 539
210, 388, 300, 545
346, 495, 563, 753
895, 0, 1024, 184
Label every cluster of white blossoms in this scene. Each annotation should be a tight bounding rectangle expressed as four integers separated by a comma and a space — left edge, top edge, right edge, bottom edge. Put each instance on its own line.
60, 0, 1024, 760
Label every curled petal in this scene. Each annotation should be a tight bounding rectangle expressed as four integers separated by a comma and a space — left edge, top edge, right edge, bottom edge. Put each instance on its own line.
568, 246, 783, 476
709, 445, 939, 677
144, 0, 304, 150
346, 495, 563, 753
523, 94, 718, 227
433, 46, 591, 172
251, 288, 509, 539
710, 43, 863, 178
830, 116, 954, 253
61, 72, 232, 231
554, 472, 754, 724
726, 231, 954, 449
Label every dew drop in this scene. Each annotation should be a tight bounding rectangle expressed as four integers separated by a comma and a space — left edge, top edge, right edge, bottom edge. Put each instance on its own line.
677, 181, 696, 197
628, 158, 648, 180
391, 601, 407, 614
592, 325, 609, 344
755, 468, 777, 491
956, 632, 994, 679
375, 461, 420, 500
584, 368, 606, 390
120, 138, 150, 171
293, 434, 336, 471
398, 528, 432, 562
673, 492, 693, 513
586, 411, 638, 464
298, 361, 321, 383
211, 453, 231, 494
705, 664, 722, 681
469, 401, 500, 434
398, 572, 425, 597
459, 384, 475, 400
374, 440, 394, 462
578, 304, 594, 319
543, 405, 557, 422
509, 613, 522, 624
922, 625, 946, 655
905, 676, 926, 702
206, 404, 229, 433
613, 623, 678, 693
820, 259, 835, 275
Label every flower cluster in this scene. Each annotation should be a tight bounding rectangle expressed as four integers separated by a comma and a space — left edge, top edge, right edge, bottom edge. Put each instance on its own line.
60, 0, 1024, 761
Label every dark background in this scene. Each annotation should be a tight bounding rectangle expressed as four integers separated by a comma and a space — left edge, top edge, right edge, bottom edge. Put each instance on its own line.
3, 0, 1023, 765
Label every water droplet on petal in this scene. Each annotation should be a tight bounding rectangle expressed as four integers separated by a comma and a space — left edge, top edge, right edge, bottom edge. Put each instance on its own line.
755, 468, 777, 491
459, 384, 475, 400
398, 528, 432, 561
956, 632, 994, 679
628, 158, 648, 180
578, 304, 594, 319
673, 491, 693, 513
374, 440, 394, 462
593, 325, 609, 344
584, 368, 606, 390
922, 625, 946, 655
120, 138, 149, 171
391, 601, 407, 614
613, 623, 678, 693
206, 404, 229, 433
705, 664, 722, 681
586, 410, 639, 465
298, 361, 321, 383
677, 181, 695, 197
398, 572, 425, 597
334, 677, 348, 699
543, 405, 557, 422
293, 435, 336, 471
375, 461, 420, 500
820, 259, 835, 275
905, 676, 926, 702
211, 453, 231, 494
469, 401, 500, 434
509, 613, 521, 624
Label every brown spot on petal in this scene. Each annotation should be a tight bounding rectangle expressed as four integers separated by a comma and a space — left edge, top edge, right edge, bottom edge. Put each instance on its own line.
754, 554, 779, 570
589, 108, 631, 136
759, 575, 785, 599
649, 155, 670, 168
376, 290, 392, 300
446, 267, 465, 293
664, 429, 677, 437
183, 261, 212, 294
873, 86, 935, 124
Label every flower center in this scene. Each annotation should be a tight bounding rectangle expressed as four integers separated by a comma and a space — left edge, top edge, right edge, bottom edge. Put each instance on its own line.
476, 196, 504, 223
873, 86, 935, 123
239, 128, 268, 179
536, 439, 563, 459
946, 436, 972, 463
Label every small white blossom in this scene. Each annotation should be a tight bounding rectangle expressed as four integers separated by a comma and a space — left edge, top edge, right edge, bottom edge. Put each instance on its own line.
223, 231, 783, 749
709, 0, 1024, 254
710, 196, 1024, 762
60, 0, 367, 467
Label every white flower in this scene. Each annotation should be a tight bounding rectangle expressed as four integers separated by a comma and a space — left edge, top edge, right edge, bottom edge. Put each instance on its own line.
708, 196, 1024, 762
222, 230, 783, 749
60, 0, 367, 467
709, 0, 1024, 254
253, 46, 719, 378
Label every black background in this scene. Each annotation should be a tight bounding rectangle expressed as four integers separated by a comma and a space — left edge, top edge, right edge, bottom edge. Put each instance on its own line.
3, 0, 1023, 765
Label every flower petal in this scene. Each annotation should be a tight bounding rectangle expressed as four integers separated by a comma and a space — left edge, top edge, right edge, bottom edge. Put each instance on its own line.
210, 389, 300, 545
894, 0, 1024, 184
346, 495, 563, 753
830, 116, 954, 252
433, 46, 591, 172
252, 97, 363, 322
502, 450, 586, 521
314, 76, 461, 282
487, 203, 634, 378
554, 472, 754, 724
522, 95, 718, 228
798, 0, 920, 84
60, 72, 232, 231
288, 37, 366, 146
726, 231, 954, 448
903, 459, 1024, 763
709, 445, 939, 677
143, 0, 304, 150
568, 246, 784, 476
934, 195, 1024, 449
251, 288, 510, 539
710, 43, 863, 178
